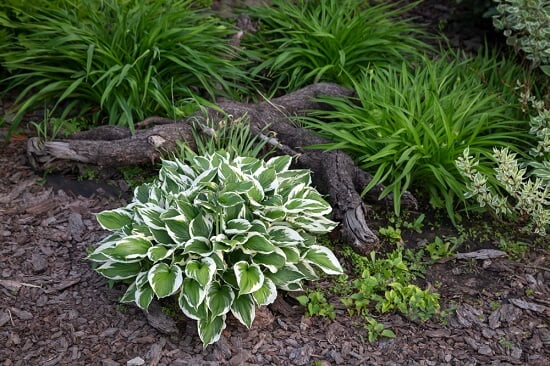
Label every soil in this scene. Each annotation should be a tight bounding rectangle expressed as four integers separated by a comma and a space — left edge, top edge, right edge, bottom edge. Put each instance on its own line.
1, 1, 549, 365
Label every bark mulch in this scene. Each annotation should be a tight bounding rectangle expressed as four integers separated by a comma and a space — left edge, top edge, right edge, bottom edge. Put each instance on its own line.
1, 139, 549, 365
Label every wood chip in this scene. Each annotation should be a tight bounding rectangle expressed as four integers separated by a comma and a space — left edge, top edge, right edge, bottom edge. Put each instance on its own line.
455, 249, 507, 260
509, 298, 547, 313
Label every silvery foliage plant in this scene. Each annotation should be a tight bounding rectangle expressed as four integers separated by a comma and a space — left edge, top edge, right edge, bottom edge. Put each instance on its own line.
88, 151, 342, 346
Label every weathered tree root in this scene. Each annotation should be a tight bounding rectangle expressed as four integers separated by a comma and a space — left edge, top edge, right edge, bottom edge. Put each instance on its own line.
26, 82, 417, 254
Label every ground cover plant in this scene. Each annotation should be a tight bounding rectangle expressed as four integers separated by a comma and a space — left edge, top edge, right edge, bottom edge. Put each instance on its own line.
244, 0, 429, 93
0, 0, 250, 140
303, 51, 532, 220
88, 150, 343, 346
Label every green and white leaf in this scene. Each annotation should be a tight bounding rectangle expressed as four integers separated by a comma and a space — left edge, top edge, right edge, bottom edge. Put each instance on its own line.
198, 314, 226, 347
303, 245, 343, 275
182, 278, 206, 310
225, 219, 252, 235
252, 277, 277, 306
231, 294, 255, 328
96, 261, 141, 280
242, 234, 276, 254
178, 291, 208, 321
268, 225, 304, 246
234, 261, 264, 295
147, 245, 174, 262
185, 257, 216, 287
206, 282, 235, 317
96, 208, 133, 230
111, 235, 152, 260
148, 263, 183, 298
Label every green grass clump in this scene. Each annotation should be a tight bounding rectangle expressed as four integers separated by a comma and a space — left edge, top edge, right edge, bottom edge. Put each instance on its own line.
304, 52, 531, 220
0, 0, 250, 138
244, 0, 429, 93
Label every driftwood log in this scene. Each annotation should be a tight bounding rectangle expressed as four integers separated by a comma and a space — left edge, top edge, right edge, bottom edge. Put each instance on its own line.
26, 82, 417, 254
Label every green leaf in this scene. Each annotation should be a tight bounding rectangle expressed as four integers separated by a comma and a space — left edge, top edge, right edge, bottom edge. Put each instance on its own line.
135, 280, 154, 311
119, 281, 137, 303
231, 294, 255, 328
184, 237, 213, 256
206, 282, 235, 317
182, 278, 206, 310
288, 215, 337, 233
165, 216, 191, 244
253, 251, 286, 273
279, 246, 301, 263
234, 261, 264, 295
185, 257, 216, 287
147, 263, 183, 298
178, 291, 208, 321
257, 168, 277, 191
266, 155, 292, 172
252, 277, 278, 306
198, 314, 226, 347
96, 261, 141, 280
304, 245, 343, 275
268, 226, 304, 246
225, 219, 252, 235
111, 235, 152, 260
242, 234, 276, 254
265, 265, 305, 288
190, 214, 212, 238
137, 204, 165, 230
218, 192, 244, 207
147, 245, 173, 262
96, 209, 132, 230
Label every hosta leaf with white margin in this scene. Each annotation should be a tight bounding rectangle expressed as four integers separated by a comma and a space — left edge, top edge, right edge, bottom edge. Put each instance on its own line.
268, 225, 304, 246
198, 314, 226, 347
182, 278, 206, 310
147, 245, 174, 262
265, 155, 292, 173
218, 192, 244, 207
252, 248, 286, 273
225, 219, 252, 235
164, 216, 191, 245
288, 214, 338, 233
96, 261, 141, 280
185, 257, 216, 287
190, 214, 213, 238
96, 208, 133, 230
231, 294, 255, 328
234, 261, 264, 295
304, 245, 344, 275
111, 235, 152, 261
241, 234, 276, 254
178, 290, 208, 321
284, 198, 332, 216
252, 277, 278, 306
279, 246, 301, 263
257, 167, 277, 191
265, 265, 305, 288
148, 263, 183, 298
184, 237, 213, 256
87, 233, 124, 262
134, 272, 154, 310
206, 282, 235, 317
137, 204, 165, 230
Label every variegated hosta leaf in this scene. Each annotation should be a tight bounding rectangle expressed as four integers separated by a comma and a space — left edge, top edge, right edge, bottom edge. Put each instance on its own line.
135, 272, 154, 310
147, 263, 183, 298
206, 282, 235, 317
265, 155, 292, 173
234, 261, 264, 295
119, 281, 137, 303
137, 204, 166, 230
242, 234, 275, 254
252, 277, 277, 306
231, 294, 255, 328
252, 250, 286, 273
96, 208, 133, 230
87, 233, 123, 262
182, 278, 206, 310
279, 246, 301, 263
111, 235, 152, 261
190, 214, 213, 238
224, 219, 251, 235
184, 237, 213, 256
288, 214, 338, 233
303, 245, 343, 275
96, 261, 141, 280
265, 265, 305, 288
147, 245, 174, 262
164, 216, 190, 245
257, 168, 277, 192
198, 314, 226, 348
178, 291, 208, 321
268, 226, 304, 246
185, 258, 216, 287
218, 192, 244, 207
284, 198, 331, 216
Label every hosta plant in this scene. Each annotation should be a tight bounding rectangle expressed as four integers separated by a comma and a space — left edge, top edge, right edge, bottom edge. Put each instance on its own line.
88, 151, 343, 346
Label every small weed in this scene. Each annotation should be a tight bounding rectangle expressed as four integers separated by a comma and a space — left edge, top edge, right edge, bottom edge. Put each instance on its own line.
297, 291, 336, 320
364, 316, 396, 342
499, 337, 514, 349
490, 301, 501, 310
525, 288, 535, 296
497, 238, 528, 259
424, 236, 462, 261
378, 226, 403, 245
78, 167, 99, 181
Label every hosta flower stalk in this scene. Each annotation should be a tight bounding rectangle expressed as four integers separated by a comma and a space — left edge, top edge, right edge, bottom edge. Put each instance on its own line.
88, 151, 342, 346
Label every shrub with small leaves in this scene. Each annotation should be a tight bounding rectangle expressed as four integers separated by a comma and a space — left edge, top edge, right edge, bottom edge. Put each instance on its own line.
492, 0, 550, 75
88, 151, 343, 346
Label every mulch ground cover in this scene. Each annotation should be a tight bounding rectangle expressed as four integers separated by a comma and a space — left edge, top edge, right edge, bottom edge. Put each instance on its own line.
1, 1, 549, 365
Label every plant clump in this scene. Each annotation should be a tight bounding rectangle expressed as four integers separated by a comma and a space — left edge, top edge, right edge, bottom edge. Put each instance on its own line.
244, 0, 428, 93
88, 151, 343, 346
